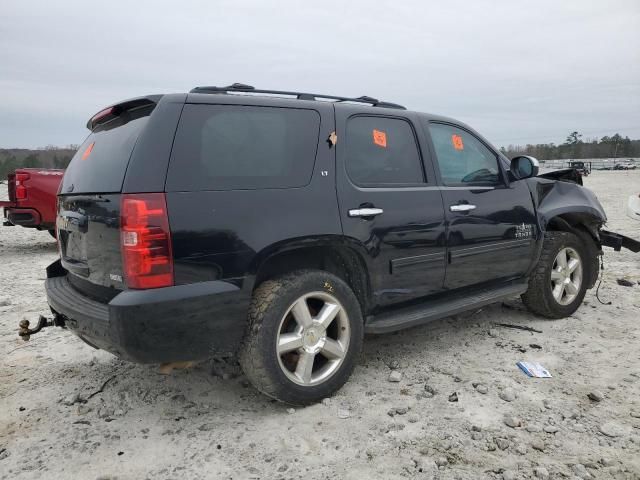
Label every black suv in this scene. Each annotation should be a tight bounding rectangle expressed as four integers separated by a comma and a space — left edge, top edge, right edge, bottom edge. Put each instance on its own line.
43, 84, 639, 405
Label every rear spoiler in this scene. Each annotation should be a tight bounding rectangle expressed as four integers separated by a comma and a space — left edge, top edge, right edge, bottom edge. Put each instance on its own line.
86, 95, 163, 130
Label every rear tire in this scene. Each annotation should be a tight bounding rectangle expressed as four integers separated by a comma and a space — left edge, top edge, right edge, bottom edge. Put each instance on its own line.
239, 270, 363, 405
522, 231, 589, 319
48, 229, 57, 239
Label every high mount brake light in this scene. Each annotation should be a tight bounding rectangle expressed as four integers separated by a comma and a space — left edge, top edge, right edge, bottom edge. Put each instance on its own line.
90, 106, 114, 126
15, 172, 30, 200
121, 193, 173, 289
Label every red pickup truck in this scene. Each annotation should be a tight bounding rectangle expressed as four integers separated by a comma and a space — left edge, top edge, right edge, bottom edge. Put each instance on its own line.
1, 168, 64, 237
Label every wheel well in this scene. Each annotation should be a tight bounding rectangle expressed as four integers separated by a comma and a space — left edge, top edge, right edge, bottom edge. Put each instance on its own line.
546, 213, 602, 288
546, 213, 601, 245
254, 246, 371, 314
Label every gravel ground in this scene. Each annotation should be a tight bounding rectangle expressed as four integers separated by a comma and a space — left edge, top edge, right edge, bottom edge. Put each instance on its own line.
1, 171, 639, 480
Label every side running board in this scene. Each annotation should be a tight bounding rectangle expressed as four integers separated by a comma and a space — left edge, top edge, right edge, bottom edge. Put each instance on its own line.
365, 281, 528, 334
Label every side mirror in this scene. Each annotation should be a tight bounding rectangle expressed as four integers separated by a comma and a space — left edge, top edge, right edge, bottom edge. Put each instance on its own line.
510, 155, 539, 180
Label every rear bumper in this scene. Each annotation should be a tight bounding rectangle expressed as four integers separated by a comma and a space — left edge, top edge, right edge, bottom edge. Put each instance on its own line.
45, 271, 251, 363
2, 207, 43, 227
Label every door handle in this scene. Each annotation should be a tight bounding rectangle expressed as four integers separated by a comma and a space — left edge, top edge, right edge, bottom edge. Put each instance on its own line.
450, 204, 476, 212
348, 207, 384, 218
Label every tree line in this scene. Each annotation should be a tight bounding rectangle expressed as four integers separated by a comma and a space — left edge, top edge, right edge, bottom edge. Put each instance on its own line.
1, 131, 639, 180
0, 146, 77, 179
500, 132, 640, 160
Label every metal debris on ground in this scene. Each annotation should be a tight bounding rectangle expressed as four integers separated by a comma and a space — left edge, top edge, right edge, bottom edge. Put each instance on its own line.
494, 323, 543, 334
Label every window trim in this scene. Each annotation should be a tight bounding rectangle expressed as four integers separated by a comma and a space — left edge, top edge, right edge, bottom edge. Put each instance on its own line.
425, 120, 507, 188
343, 114, 428, 189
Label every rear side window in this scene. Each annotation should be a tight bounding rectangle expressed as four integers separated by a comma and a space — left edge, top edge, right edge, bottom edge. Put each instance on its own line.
345, 116, 424, 186
61, 107, 152, 194
166, 105, 320, 191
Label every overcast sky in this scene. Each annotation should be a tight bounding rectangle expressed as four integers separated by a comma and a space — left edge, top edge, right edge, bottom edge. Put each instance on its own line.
1, 0, 639, 149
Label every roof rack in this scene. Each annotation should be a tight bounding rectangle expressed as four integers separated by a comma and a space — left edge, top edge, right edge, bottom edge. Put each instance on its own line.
189, 83, 406, 110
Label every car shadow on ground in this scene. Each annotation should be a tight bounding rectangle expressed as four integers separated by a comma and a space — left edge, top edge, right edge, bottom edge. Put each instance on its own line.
362, 299, 536, 352
32, 299, 544, 426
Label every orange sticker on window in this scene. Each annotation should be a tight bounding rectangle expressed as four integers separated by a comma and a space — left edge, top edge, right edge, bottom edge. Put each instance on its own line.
372, 129, 387, 148
451, 134, 464, 151
81, 142, 95, 160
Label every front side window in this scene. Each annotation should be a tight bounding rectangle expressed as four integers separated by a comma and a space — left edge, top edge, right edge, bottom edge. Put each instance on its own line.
428, 123, 500, 186
167, 105, 320, 191
345, 116, 424, 186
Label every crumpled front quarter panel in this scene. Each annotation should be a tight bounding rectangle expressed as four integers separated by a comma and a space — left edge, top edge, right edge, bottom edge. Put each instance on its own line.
527, 177, 607, 230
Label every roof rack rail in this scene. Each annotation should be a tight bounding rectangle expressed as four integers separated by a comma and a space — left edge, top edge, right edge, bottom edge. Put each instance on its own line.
189, 83, 406, 110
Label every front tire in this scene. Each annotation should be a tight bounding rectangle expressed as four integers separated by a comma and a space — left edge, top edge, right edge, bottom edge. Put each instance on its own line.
522, 231, 589, 319
239, 270, 363, 405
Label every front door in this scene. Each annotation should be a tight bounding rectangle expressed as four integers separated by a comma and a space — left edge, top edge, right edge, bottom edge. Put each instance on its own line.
426, 122, 537, 290
335, 107, 446, 308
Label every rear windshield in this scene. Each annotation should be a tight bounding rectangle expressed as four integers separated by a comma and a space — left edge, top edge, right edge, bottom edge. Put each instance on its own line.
166, 104, 320, 191
61, 106, 152, 194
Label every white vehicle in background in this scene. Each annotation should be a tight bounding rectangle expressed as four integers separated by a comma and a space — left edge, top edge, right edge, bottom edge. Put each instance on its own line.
627, 193, 640, 221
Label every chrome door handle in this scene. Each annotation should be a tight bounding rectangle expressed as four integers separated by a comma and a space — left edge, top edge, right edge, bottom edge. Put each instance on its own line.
450, 204, 476, 212
348, 208, 384, 218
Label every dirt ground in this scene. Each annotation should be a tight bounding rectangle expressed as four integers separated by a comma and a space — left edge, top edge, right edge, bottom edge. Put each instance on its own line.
1, 171, 639, 480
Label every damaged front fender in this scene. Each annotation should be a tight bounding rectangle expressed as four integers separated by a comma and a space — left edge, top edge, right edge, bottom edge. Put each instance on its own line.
537, 168, 584, 185
526, 173, 640, 254
526, 176, 607, 234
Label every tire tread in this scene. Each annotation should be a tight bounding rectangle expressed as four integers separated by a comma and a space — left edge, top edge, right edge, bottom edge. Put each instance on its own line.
238, 270, 363, 404
238, 276, 289, 399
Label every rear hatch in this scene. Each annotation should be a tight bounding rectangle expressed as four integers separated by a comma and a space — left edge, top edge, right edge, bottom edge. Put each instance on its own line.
58, 98, 160, 299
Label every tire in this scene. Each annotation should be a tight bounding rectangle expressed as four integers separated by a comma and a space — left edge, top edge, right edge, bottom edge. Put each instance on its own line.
238, 270, 364, 405
48, 229, 57, 239
522, 231, 590, 319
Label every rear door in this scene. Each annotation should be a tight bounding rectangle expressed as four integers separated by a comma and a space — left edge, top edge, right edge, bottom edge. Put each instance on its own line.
335, 106, 446, 308
425, 121, 537, 290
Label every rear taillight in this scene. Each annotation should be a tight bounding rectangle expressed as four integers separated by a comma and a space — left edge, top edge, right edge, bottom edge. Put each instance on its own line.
15, 172, 30, 200
121, 193, 173, 289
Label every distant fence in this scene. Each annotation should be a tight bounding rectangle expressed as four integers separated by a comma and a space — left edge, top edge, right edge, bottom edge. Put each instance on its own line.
539, 158, 639, 170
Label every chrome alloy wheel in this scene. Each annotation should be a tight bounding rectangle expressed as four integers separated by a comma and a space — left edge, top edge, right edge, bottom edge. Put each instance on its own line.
550, 247, 583, 306
276, 291, 350, 386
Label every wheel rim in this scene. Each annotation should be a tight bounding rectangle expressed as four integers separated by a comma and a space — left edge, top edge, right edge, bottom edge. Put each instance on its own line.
276, 291, 350, 387
550, 247, 583, 306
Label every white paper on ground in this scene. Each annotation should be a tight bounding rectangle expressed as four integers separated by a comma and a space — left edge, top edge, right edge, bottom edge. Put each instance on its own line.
517, 361, 552, 378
